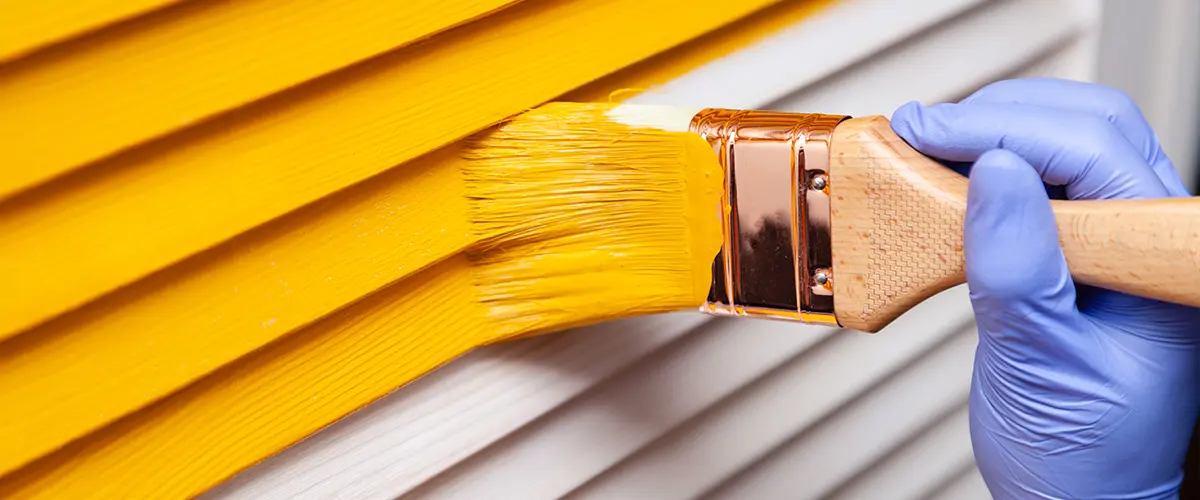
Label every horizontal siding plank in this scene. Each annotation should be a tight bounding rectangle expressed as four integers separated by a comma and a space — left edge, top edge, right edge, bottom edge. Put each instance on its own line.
618, 0, 987, 109
929, 466, 991, 500
208, 1, 1034, 497
0, 0, 783, 341
210, 2, 845, 494
406, 320, 839, 499
561, 288, 973, 500
562, 0, 835, 102
207, 313, 711, 500
769, 0, 1091, 115
704, 327, 976, 500
565, 3, 1092, 498
0, 0, 178, 62
0, 0, 519, 198
825, 405, 975, 500
0, 256, 495, 499
0, 0, 1100, 497
0, 0, 830, 495
703, 6, 1095, 498
0, 146, 473, 478
0, 0, 801, 479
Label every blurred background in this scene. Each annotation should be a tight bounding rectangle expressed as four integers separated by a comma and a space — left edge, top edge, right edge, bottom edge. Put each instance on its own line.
1098, 0, 1200, 193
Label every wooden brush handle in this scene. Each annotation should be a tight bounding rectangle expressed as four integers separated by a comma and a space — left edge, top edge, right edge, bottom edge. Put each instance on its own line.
828, 115, 1200, 333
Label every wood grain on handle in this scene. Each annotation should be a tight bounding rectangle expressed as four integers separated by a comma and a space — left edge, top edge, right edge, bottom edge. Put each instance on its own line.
828, 116, 1200, 333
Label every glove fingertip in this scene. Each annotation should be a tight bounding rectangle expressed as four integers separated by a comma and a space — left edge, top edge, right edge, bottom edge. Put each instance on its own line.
969, 149, 1039, 188
890, 100, 923, 144
966, 149, 1074, 307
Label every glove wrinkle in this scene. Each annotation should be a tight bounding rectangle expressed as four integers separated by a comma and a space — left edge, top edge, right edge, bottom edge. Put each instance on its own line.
891, 79, 1200, 500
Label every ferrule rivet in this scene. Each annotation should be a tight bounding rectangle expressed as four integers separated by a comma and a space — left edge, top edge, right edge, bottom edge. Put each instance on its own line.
814, 270, 831, 287
811, 175, 828, 191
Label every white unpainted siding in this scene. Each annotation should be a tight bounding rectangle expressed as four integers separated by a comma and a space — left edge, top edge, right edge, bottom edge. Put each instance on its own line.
205, 1, 1107, 498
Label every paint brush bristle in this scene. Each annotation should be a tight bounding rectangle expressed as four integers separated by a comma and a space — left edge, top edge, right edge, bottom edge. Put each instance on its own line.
463, 102, 725, 336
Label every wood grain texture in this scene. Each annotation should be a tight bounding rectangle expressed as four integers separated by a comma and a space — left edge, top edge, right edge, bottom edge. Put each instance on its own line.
217, 1, 982, 497
1053, 197, 1200, 306
216, 4, 1092, 498
0, 0, 782, 344
0, 0, 802, 494
831, 116, 1200, 332
0, 147, 471, 478
0, 0, 794, 469
830, 116, 968, 332
0, 0, 519, 198
0, 0, 179, 61
205, 314, 710, 499
0, 256, 497, 499
0, 0, 515, 338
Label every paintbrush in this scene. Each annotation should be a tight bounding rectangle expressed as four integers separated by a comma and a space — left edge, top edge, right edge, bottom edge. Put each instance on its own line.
463, 102, 1200, 333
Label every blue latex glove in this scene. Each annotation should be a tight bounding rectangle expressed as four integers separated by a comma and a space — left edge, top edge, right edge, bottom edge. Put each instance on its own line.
890, 78, 1200, 499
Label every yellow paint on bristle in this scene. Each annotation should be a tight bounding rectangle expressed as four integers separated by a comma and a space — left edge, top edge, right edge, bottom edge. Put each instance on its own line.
463, 102, 724, 336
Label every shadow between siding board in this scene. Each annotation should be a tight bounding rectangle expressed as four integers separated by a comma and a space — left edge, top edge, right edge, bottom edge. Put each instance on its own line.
562, 287, 972, 499
0, 0, 520, 198
0, 255, 495, 499
701, 326, 976, 499
0, 0, 784, 342
206, 1, 854, 497
0, 0, 178, 62
824, 404, 974, 500
406, 319, 839, 499
0, 145, 472, 478
0, 259, 746, 498
213, 1, 1032, 495
0, 0, 525, 340
204, 3, 1082, 498
0, 0, 823, 489
205, 313, 711, 499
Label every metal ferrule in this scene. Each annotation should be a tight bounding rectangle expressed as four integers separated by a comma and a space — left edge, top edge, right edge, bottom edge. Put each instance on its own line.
688, 109, 849, 326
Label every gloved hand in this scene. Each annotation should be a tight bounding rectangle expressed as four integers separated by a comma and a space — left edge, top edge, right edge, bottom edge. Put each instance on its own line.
890, 78, 1200, 499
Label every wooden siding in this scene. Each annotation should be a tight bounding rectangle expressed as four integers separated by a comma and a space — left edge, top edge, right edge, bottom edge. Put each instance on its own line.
0, 0, 837, 497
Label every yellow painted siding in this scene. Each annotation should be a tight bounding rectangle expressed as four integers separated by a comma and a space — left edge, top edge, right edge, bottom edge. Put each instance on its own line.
0, 0, 518, 336
0, 0, 180, 61
0, 0, 832, 497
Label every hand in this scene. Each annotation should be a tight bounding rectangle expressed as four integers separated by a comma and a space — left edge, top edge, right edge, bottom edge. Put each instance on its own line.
890, 78, 1200, 499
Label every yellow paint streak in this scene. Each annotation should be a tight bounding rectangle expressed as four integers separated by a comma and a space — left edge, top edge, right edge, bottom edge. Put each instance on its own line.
465, 103, 724, 334
0, 0, 832, 496
0, 0, 782, 341
0, 148, 470, 477
0, 126, 724, 494
0, 256, 496, 500
0, 0, 178, 61
0, 0, 520, 197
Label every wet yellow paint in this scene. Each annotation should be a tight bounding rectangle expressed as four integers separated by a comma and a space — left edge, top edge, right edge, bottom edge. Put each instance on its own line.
0, 0, 521, 337
0, 0, 178, 61
465, 102, 724, 334
0, 0, 833, 497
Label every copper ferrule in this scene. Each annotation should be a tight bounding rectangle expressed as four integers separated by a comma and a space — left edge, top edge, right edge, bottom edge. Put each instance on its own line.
689, 109, 849, 326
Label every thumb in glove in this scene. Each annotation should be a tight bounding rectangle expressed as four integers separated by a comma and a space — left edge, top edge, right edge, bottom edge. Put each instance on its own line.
964, 148, 1198, 499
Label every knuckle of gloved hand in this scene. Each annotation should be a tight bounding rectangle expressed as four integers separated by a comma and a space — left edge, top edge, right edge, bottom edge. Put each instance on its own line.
1093, 84, 1145, 125
1057, 114, 1121, 171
